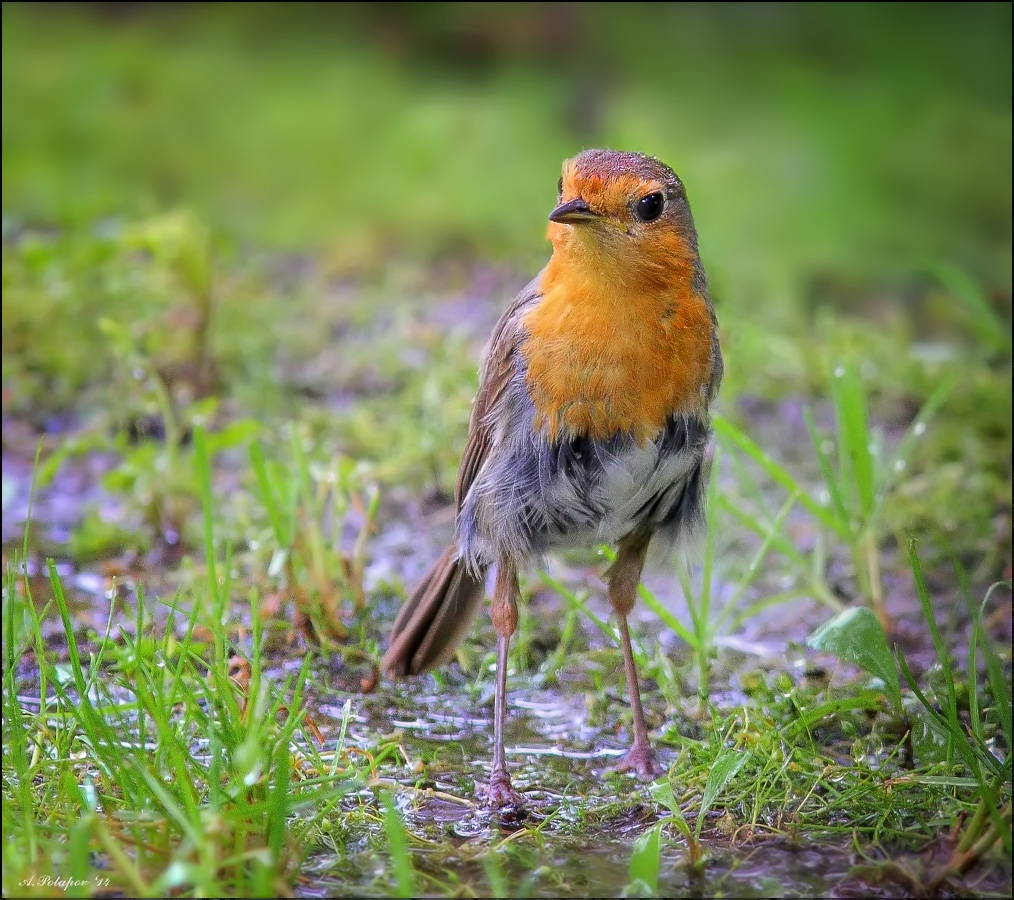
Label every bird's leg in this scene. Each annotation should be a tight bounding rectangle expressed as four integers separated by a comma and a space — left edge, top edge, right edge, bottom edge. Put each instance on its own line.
606, 531, 663, 778
487, 556, 524, 809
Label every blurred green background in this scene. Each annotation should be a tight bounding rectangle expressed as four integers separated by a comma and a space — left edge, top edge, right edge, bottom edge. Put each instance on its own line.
2, 1, 1011, 562
4, 2, 1010, 283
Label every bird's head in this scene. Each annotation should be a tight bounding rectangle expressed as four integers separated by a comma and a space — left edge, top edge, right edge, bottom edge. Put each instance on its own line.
547, 149, 701, 284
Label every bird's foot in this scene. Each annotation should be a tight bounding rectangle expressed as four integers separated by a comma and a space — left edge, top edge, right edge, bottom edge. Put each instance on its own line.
609, 740, 664, 780
483, 771, 525, 811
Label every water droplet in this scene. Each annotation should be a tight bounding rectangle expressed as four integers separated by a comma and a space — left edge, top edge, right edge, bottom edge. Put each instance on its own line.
894, 459, 907, 473
913, 421, 926, 436
834, 366, 845, 378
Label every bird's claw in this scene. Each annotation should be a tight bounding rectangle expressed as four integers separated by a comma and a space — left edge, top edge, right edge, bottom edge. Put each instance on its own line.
609, 741, 663, 780
484, 772, 525, 811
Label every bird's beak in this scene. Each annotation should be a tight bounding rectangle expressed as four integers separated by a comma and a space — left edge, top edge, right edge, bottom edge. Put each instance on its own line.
548, 197, 600, 224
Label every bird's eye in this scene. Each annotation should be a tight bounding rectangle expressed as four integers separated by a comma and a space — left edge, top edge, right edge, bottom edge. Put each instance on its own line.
634, 191, 665, 223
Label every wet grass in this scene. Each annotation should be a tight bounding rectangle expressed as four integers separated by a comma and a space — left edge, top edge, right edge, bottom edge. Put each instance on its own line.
4, 518, 1010, 896
2, 3, 1012, 898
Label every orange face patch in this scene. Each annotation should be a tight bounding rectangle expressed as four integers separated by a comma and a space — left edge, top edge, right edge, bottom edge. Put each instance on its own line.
559, 159, 666, 223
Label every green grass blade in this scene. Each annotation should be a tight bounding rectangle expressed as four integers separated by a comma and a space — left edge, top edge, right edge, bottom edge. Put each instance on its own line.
782, 690, 893, 740
250, 440, 290, 545
803, 406, 852, 531
716, 489, 799, 629
713, 415, 850, 540
928, 262, 1013, 354
976, 581, 1013, 755
638, 584, 698, 650
897, 651, 999, 779
382, 791, 416, 899
907, 541, 960, 730
697, 750, 749, 839
879, 374, 957, 505
830, 361, 875, 522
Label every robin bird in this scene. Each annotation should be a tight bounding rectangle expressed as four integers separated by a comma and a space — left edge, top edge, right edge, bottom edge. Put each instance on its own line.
382, 148, 722, 809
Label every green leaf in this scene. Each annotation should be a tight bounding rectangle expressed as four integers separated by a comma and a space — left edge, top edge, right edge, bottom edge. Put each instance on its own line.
626, 822, 663, 897
806, 607, 902, 712
649, 780, 691, 839
697, 750, 749, 838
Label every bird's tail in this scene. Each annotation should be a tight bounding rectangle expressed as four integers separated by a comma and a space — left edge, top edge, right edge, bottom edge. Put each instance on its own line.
382, 547, 486, 677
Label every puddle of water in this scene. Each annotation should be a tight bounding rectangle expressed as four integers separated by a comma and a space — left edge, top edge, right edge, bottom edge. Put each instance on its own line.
294, 664, 1012, 900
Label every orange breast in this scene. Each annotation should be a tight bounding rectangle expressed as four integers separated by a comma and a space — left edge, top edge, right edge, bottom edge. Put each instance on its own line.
521, 255, 715, 445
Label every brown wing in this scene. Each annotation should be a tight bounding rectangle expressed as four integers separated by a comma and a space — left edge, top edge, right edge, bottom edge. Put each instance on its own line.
382, 274, 545, 678
453, 274, 543, 511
